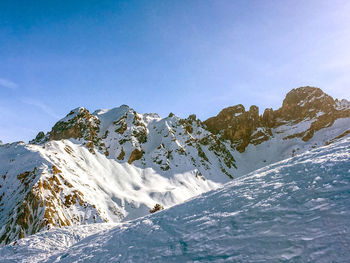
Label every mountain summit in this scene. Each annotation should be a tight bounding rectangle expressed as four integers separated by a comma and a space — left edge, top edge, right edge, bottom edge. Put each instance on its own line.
204, 86, 350, 152
1, 86, 350, 245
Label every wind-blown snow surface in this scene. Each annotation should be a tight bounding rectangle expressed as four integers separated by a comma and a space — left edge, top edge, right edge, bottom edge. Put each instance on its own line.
2, 137, 350, 262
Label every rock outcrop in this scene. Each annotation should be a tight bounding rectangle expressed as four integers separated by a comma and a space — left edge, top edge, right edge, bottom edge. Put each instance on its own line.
204, 86, 350, 152
49, 107, 101, 153
204, 104, 269, 152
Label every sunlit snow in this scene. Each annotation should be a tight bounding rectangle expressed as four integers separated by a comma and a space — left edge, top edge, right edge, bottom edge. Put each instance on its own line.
1, 136, 350, 262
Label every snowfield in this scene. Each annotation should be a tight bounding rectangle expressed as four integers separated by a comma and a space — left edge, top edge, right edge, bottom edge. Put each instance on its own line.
1, 136, 350, 262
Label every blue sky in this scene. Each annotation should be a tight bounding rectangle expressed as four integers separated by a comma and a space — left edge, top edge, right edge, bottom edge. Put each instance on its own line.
1, 0, 350, 143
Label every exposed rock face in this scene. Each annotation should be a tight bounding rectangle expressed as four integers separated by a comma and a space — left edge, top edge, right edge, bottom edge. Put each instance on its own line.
49, 107, 101, 153
149, 203, 164, 213
128, 149, 144, 164
274, 87, 335, 123
274, 87, 350, 142
204, 104, 270, 152
261, 108, 276, 128
0, 145, 111, 245
29, 131, 47, 144
204, 86, 350, 152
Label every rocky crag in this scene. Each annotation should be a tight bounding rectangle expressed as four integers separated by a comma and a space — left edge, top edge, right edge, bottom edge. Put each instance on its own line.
205, 86, 350, 152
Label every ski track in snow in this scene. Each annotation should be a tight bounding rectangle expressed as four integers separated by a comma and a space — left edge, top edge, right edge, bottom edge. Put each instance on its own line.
1, 137, 350, 262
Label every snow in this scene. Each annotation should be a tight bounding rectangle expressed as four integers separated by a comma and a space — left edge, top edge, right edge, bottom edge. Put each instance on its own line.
2, 136, 350, 262
1, 104, 242, 245
233, 116, 350, 177
0, 224, 114, 262
335, 99, 350, 110
297, 92, 325, 107
38, 140, 220, 221
92, 105, 134, 134
58, 107, 87, 123
0, 122, 225, 245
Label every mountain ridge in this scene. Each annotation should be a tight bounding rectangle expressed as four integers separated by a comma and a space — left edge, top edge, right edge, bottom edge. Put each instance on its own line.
204, 86, 350, 152
1, 86, 350, 245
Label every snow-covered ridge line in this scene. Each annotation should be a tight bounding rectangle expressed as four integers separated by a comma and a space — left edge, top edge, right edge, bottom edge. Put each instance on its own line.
1, 104, 236, 245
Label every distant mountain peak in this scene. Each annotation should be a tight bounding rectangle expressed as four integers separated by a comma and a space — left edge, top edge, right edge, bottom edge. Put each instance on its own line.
204, 86, 350, 152
277, 86, 335, 121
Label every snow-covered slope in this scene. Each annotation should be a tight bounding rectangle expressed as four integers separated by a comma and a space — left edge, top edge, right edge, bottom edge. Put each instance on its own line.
205, 86, 350, 176
1, 87, 350, 246
0, 106, 235, 245
234, 115, 350, 176
2, 136, 350, 262
43, 105, 236, 181
0, 137, 221, 245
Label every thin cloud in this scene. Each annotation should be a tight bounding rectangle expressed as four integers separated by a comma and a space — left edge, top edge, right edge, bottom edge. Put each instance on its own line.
0, 78, 18, 89
21, 98, 61, 119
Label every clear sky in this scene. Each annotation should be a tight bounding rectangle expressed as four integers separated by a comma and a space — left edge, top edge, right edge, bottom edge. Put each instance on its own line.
1, 0, 350, 143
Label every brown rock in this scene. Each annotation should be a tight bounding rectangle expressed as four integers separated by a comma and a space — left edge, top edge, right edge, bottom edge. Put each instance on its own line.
204, 104, 268, 152
204, 86, 350, 151
128, 149, 144, 164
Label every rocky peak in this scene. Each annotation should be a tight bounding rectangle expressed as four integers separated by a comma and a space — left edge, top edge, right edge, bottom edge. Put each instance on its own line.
204, 104, 267, 152
204, 86, 350, 152
261, 108, 275, 128
29, 131, 48, 144
274, 87, 350, 141
49, 107, 100, 152
205, 104, 256, 132
275, 86, 335, 123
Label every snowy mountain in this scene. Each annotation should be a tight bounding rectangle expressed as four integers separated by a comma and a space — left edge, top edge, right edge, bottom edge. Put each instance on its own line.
1, 135, 350, 262
0, 108, 230, 245
1, 86, 350, 245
